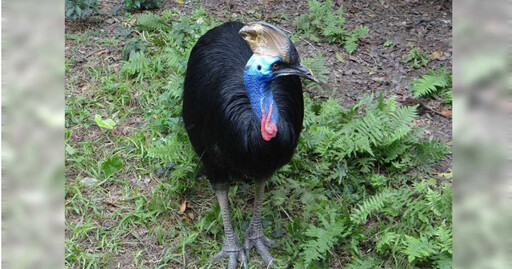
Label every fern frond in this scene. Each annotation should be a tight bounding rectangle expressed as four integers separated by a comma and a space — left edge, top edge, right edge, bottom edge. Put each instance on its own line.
299, 209, 346, 266
410, 68, 451, 98
344, 26, 369, 54
433, 222, 452, 254
350, 190, 393, 224
402, 235, 436, 263
294, 0, 368, 53
135, 13, 170, 32
376, 232, 399, 254
302, 53, 330, 84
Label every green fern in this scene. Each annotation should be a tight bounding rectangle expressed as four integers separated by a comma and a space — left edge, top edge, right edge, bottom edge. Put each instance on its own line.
402, 235, 436, 263
345, 256, 381, 269
410, 68, 452, 98
433, 222, 452, 254
402, 48, 429, 68
299, 209, 347, 266
121, 51, 149, 80
343, 26, 369, 54
302, 53, 330, 84
121, 51, 163, 82
134, 13, 170, 32
376, 232, 399, 254
433, 253, 452, 269
350, 190, 393, 224
294, 0, 368, 54
122, 37, 148, 60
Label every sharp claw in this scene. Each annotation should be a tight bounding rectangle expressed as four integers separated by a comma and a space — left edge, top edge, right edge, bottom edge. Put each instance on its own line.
256, 240, 274, 265
243, 234, 277, 267
263, 237, 275, 246
212, 250, 227, 264
244, 248, 250, 260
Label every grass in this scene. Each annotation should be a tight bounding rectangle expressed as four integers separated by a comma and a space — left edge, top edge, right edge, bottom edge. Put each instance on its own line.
65, 4, 452, 269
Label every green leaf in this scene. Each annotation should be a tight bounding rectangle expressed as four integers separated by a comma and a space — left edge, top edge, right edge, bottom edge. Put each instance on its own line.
95, 114, 116, 130
66, 7, 75, 18
335, 52, 344, 63
102, 155, 123, 178
66, 145, 76, 155
383, 40, 393, 47
75, 5, 82, 17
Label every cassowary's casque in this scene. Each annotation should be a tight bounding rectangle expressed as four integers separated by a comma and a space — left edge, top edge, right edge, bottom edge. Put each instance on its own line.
183, 21, 316, 268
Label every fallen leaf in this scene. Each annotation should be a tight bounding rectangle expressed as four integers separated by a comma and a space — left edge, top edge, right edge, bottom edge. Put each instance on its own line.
262, 0, 270, 4
180, 200, 188, 213
103, 201, 118, 208
368, 14, 377, 18
66, 145, 76, 155
187, 212, 195, 220
95, 114, 116, 130
440, 109, 452, 116
176, 0, 184, 4
436, 172, 452, 179
335, 52, 344, 63
113, 126, 124, 136
80, 177, 98, 187
127, 18, 136, 27
430, 50, 443, 60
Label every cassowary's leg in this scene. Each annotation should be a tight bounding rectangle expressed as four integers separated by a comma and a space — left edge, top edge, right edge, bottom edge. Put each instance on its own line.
244, 180, 278, 266
211, 183, 248, 269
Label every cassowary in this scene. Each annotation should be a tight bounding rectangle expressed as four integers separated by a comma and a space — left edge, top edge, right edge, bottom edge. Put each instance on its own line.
183, 21, 316, 268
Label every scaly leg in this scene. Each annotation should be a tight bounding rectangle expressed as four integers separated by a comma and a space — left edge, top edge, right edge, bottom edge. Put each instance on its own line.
211, 183, 248, 269
244, 180, 277, 266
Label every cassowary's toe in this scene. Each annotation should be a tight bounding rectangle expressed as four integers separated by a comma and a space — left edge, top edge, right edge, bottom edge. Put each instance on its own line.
244, 235, 279, 266
211, 246, 248, 269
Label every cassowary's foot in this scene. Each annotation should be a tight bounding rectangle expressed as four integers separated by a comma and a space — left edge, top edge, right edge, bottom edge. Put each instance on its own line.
211, 240, 248, 269
243, 225, 278, 266
211, 184, 248, 269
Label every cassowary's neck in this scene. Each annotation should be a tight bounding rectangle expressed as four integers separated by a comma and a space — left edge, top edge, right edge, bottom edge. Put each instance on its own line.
243, 55, 280, 141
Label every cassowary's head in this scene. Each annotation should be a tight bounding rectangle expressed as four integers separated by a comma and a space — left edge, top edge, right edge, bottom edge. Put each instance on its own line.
239, 22, 316, 142
239, 22, 317, 82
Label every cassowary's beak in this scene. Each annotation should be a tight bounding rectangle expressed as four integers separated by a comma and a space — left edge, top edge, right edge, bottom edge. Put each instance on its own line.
274, 64, 318, 83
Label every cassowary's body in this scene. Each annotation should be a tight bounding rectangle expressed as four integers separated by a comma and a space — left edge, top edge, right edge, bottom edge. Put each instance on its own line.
183, 21, 314, 268
183, 22, 303, 184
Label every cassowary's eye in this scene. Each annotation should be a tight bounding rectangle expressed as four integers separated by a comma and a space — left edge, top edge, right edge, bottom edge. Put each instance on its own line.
272, 62, 280, 70
257, 65, 262, 71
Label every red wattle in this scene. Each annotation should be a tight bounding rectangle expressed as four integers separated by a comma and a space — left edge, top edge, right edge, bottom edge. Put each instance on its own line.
261, 103, 277, 141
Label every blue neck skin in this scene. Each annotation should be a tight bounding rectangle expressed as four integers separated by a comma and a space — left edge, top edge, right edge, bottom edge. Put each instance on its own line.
243, 55, 280, 125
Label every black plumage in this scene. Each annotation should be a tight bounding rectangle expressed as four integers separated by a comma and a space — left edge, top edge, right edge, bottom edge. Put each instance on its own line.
183, 21, 304, 184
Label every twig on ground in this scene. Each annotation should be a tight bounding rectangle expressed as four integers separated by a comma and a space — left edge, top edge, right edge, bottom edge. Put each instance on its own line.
418, 101, 450, 118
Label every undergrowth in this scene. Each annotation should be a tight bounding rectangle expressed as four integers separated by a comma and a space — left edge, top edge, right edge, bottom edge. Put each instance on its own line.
294, 0, 369, 54
410, 67, 452, 105
123, 0, 161, 11
65, 7, 452, 269
65, 0, 101, 20
402, 48, 429, 69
